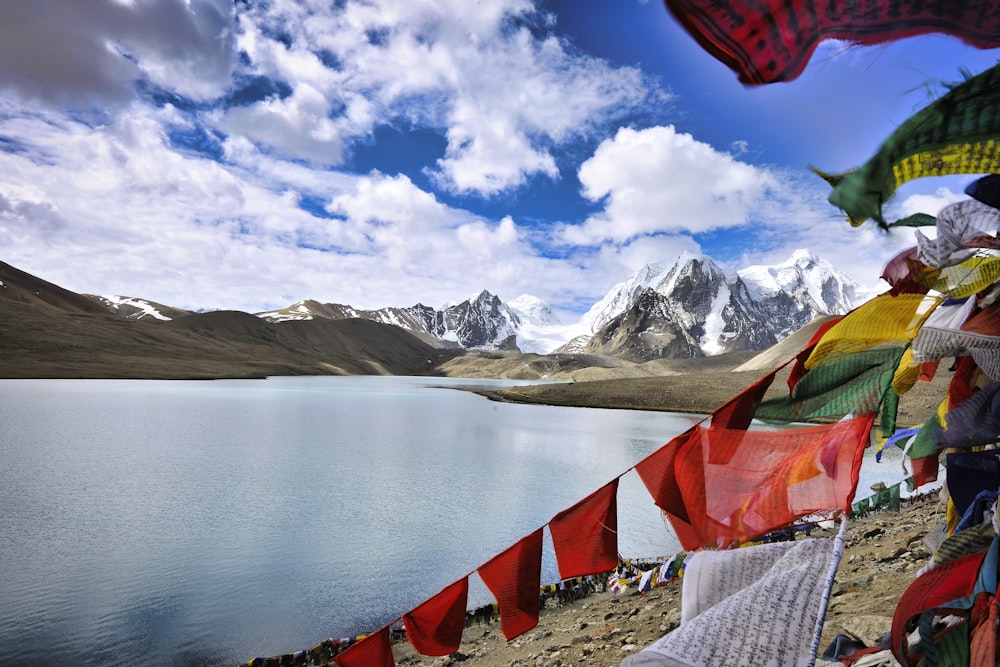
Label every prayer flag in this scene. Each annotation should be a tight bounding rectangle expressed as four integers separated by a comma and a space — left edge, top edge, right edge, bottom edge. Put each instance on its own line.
634, 427, 703, 549
402, 578, 468, 657
333, 626, 394, 667
635, 416, 872, 550
549, 480, 620, 579
823, 63, 1000, 227
477, 529, 544, 641
914, 200, 1000, 269
754, 346, 905, 422
660, 0, 1000, 85
622, 539, 840, 666
638, 569, 654, 594
940, 381, 1000, 450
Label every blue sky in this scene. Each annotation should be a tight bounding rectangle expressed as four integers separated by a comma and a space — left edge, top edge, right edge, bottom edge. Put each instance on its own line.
1, 0, 998, 320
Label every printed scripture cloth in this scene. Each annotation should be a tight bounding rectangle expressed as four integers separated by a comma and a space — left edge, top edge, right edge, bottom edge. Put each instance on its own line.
620, 539, 836, 667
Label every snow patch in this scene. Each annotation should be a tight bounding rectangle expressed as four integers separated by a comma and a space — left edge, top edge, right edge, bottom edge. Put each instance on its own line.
699, 283, 731, 355
100, 295, 170, 321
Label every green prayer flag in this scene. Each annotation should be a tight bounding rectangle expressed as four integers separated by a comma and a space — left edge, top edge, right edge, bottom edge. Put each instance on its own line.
754, 346, 905, 423
909, 412, 943, 460
824, 63, 1000, 228
880, 387, 900, 439
852, 498, 870, 517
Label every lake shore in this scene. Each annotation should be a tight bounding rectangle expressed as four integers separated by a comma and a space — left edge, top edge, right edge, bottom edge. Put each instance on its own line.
386, 492, 943, 667
382, 359, 953, 666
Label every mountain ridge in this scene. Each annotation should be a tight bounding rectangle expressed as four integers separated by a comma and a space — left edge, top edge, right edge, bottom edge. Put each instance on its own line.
248, 249, 865, 356
0, 250, 866, 379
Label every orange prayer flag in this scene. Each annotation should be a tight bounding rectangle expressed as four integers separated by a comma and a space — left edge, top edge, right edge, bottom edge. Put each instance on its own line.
638, 417, 873, 550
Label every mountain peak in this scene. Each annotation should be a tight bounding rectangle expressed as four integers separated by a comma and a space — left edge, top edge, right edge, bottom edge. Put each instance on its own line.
674, 249, 712, 266
508, 294, 560, 326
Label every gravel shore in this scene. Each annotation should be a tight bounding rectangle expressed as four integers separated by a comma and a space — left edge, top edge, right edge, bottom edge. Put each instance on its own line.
389, 493, 943, 666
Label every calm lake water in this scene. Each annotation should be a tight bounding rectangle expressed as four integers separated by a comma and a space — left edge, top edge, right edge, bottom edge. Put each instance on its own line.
0, 376, 910, 667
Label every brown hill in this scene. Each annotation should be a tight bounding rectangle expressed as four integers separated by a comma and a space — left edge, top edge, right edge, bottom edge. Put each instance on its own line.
0, 260, 109, 314
0, 261, 461, 379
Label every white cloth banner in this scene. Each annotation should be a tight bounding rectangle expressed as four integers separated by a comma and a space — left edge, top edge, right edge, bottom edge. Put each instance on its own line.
621, 539, 835, 667
915, 199, 1000, 268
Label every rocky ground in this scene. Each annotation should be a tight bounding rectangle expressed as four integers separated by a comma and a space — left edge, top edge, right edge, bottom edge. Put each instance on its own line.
389, 493, 944, 667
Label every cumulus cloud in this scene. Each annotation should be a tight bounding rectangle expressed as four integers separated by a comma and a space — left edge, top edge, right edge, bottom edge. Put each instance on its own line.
0, 0, 235, 104
561, 126, 777, 245
215, 83, 351, 165
225, 0, 650, 190
0, 102, 578, 312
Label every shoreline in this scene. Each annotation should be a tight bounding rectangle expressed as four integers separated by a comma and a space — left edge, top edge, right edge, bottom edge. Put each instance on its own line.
259, 492, 941, 667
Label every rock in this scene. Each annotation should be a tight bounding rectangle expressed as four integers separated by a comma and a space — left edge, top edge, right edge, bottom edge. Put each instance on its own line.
838, 615, 893, 647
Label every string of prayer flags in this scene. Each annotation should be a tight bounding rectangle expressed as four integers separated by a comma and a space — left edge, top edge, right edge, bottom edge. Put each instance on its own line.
401, 578, 469, 657
755, 292, 938, 424
549, 480, 620, 580
803, 293, 937, 368
660, 0, 1000, 85
333, 626, 394, 667
476, 528, 544, 641
822, 62, 1000, 227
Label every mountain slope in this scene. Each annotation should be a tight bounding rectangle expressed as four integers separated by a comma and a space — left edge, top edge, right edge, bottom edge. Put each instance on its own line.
0, 260, 110, 314
0, 264, 460, 379
257, 290, 520, 350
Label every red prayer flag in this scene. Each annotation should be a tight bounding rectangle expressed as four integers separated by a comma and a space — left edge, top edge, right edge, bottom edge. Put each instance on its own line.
710, 366, 779, 432
918, 360, 940, 383
662, 0, 1000, 85
333, 626, 395, 667
477, 529, 543, 641
549, 480, 619, 580
637, 416, 873, 550
911, 454, 940, 487
634, 427, 703, 549
891, 551, 987, 665
402, 578, 468, 657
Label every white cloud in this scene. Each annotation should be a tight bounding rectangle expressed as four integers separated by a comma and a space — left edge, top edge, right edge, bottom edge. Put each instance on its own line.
0, 103, 585, 313
227, 0, 650, 192
562, 126, 777, 245
215, 83, 352, 165
894, 186, 966, 218
0, 0, 235, 104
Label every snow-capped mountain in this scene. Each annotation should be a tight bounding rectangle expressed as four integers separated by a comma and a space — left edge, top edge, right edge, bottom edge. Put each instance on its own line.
257, 290, 521, 351
581, 250, 863, 361
506, 294, 572, 354
253, 249, 863, 358
578, 261, 674, 334
737, 249, 867, 339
